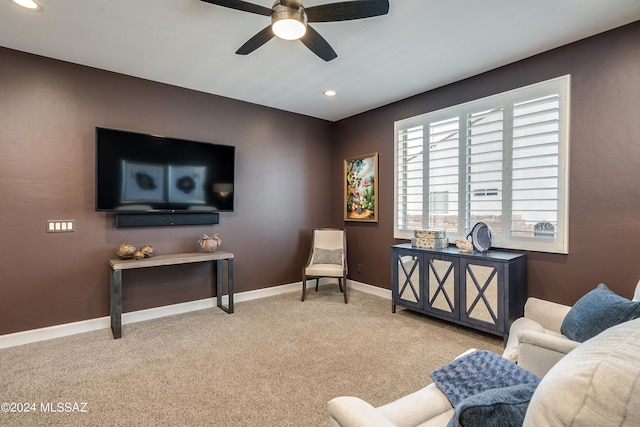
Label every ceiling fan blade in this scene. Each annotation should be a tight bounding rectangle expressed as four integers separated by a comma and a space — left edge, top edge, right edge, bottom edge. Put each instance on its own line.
306, 0, 389, 22
236, 25, 275, 55
300, 25, 337, 62
198, 0, 272, 16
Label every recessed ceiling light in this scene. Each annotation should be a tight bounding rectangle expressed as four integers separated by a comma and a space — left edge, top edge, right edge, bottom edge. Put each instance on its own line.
11, 0, 40, 10
323, 90, 337, 97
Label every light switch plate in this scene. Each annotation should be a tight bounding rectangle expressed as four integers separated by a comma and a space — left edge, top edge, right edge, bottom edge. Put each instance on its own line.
46, 220, 75, 233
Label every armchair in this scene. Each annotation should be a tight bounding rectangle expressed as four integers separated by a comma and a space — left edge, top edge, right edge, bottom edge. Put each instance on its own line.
329, 349, 479, 427
502, 280, 640, 377
501, 297, 575, 377
302, 228, 348, 303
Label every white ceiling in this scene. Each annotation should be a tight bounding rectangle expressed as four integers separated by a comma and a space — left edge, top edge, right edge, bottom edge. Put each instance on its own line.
2, 0, 640, 121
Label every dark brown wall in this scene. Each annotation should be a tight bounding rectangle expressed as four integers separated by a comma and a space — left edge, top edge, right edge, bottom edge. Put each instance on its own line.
334, 21, 640, 306
0, 47, 333, 335
2, 21, 639, 336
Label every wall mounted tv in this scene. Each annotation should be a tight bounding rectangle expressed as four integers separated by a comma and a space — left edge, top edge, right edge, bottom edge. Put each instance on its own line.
95, 127, 235, 216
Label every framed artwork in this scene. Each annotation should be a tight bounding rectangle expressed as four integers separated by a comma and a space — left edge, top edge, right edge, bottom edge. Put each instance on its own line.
121, 161, 165, 202
344, 153, 378, 222
168, 165, 206, 204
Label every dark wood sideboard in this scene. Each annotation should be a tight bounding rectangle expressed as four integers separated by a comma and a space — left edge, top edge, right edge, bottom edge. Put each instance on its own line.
391, 244, 526, 340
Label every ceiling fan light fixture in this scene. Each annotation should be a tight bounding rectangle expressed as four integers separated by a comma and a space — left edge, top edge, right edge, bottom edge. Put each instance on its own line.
271, 2, 307, 40
11, 0, 40, 9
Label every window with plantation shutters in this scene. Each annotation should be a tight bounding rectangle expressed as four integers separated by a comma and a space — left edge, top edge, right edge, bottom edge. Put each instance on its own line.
394, 76, 570, 254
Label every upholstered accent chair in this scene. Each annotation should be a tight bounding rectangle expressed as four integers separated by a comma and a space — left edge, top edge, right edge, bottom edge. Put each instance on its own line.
502, 281, 640, 377
302, 228, 348, 303
501, 296, 575, 377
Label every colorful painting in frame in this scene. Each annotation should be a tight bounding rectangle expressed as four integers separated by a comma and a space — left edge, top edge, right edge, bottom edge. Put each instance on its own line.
344, 153, 378, 222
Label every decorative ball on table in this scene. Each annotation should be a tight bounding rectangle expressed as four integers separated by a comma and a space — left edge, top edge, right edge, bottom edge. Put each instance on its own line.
140, 245, 155, 257
198, 234, 222, 253
116, 243, 137, 259
116, 243, 155, 260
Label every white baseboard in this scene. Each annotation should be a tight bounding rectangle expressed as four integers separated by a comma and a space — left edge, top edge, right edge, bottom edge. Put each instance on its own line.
0, 317, 113, 350
0, 280, 389, 349
349, 279, 392, 299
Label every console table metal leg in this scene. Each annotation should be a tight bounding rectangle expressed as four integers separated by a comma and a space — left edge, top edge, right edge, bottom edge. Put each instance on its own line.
216, 259, 234, 314
228, 259, 234, 313
110, 269, 122, 339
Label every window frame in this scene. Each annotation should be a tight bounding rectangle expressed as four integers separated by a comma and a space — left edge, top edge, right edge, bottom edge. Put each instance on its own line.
394, 75, 570, 254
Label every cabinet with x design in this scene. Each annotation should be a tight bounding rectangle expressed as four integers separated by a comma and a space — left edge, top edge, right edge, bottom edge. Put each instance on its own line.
391, 244, 526, 340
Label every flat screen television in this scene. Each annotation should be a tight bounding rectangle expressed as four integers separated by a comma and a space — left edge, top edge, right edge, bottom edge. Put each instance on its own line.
95, 127, 235, 213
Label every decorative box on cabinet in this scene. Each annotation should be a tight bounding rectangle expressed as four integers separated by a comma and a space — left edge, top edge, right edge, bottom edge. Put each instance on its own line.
391, 243, 526, 340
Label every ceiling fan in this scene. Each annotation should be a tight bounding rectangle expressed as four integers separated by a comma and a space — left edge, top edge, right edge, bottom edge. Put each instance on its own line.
199, 0, 390, 61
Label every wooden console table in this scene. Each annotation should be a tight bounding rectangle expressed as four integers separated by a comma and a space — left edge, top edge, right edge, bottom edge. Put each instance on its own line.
109, 251, 234, 339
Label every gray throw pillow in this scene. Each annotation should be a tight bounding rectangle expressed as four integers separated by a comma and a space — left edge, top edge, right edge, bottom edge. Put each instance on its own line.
312, 248, 343, 265
560, 283, 640, 342
430, 350, 539, 407
447, 382, 539, 427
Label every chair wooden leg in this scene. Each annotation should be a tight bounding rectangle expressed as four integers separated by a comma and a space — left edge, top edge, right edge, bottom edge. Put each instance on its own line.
301, 275, 307, 301
304, 276, 348, 303
343, 275, 348, 303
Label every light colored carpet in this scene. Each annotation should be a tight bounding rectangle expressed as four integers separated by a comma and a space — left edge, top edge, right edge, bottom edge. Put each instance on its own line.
0, 287, 502, 426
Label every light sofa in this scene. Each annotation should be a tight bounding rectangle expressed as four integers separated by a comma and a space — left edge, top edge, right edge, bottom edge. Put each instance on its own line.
328, 317, 640, 426
329, 282, 640, 427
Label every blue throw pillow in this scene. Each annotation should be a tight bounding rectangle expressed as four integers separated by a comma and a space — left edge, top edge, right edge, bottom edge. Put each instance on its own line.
447, 383, 539, 427
561, 283, 640, 342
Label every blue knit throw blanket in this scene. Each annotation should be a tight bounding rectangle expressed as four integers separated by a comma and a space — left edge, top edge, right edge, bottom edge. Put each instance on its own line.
430, 350, 540, 406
